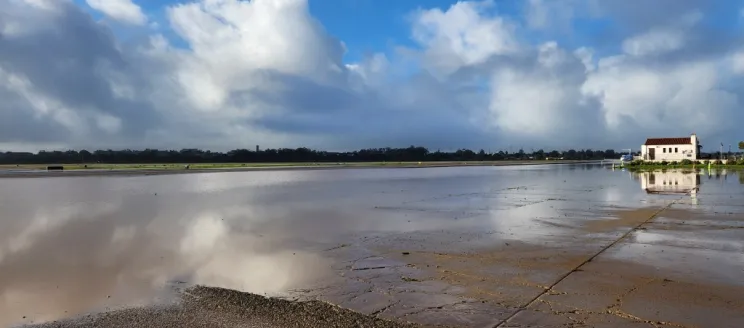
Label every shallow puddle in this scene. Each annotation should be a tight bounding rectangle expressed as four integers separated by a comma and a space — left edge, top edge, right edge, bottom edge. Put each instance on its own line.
1, 166, 743, 327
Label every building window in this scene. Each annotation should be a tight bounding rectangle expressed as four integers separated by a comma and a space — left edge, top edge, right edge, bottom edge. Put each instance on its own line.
663, 148, 666, 153
675, 148, 678, 153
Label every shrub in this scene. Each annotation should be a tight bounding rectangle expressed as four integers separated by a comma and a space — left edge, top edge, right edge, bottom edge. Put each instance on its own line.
680, 159, 693, 165
737, 159, 744, 166
670, 161, 679, 166
714, 160, 723, 165
660, 160, 669, 166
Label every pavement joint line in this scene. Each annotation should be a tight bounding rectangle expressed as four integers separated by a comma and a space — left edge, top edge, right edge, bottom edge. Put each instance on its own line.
492, 196, 685, 328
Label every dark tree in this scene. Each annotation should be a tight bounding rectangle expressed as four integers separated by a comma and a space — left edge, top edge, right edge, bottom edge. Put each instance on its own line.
0, 146, 620, 165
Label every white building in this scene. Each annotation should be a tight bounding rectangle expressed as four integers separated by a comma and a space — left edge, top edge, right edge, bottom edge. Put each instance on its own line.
640, 133, 700, 162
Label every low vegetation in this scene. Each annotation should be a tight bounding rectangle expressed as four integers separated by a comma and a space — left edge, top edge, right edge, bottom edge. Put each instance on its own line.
625, 159, 744, 171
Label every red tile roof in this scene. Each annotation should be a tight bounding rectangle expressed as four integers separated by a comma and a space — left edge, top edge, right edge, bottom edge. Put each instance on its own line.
644, 137, 692, 145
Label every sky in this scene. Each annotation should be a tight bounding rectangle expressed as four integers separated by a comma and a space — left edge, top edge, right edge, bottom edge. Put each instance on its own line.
1, 0, 743, 152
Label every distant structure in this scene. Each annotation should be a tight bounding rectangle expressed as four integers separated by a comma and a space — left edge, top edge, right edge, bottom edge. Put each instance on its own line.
256, 145, 260, 152
640, 133, 700, 162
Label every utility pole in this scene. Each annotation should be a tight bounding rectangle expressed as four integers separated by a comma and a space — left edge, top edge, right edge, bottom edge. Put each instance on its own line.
720, 143, 723, 161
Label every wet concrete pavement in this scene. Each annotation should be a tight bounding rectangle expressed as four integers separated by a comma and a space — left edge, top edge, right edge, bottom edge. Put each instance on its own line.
1, 165, 743, 327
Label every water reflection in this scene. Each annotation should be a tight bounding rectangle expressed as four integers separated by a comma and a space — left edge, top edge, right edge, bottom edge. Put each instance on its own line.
0, 200, 332, 326
636, 170, 700, 195
706, 168, 729, 181
1, 168, 527, 326
0, 165, 723, 326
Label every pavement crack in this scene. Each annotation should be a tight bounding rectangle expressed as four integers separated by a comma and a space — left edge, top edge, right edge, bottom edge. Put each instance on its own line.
370, 300, 401, 317
352, 266, 389, 271
400, 300, 473, 318
324, 243, 351, 252
344, 287, 375, 303
536, 298, 692, 328
607, 278, 658, 312
493, 199, 683, 328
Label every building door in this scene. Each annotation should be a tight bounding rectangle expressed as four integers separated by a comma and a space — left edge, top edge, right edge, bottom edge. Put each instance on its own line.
649, 148, 655, 160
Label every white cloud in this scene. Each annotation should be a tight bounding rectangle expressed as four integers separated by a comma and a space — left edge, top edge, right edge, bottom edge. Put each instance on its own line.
20, 0, 61, 11
0, 0, 742, 152
525, 0, 580, 32
411, 0, 518, 77
621, 11, 701, 57
732, 51, 744, 74
622, 28, 686, 57
488, 42, 601, 143
86, 0, 147, 25
583, 58, 739, 135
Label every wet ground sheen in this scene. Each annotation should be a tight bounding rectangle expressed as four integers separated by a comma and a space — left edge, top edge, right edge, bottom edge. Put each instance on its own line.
1, 164, 742, 327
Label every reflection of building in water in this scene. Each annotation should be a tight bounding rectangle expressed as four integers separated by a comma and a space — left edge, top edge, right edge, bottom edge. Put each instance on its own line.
707, 169, 728, 180
637, 170, 700, 195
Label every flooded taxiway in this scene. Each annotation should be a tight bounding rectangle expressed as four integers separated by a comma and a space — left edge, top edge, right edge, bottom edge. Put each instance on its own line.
1, 165, 742, 327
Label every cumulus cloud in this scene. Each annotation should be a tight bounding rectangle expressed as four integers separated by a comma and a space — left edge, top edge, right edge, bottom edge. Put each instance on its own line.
411, 0, 518, 77
86, 0, 147, 25
0, 0, 742, 152
488, 41, 603, 143
620, 12, 700, 57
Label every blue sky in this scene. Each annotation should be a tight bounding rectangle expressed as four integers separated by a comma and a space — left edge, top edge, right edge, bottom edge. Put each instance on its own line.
2, 0, 744, 151
308, 0, 522, 62
73, 0, 617, 62
71, 0, 744, 65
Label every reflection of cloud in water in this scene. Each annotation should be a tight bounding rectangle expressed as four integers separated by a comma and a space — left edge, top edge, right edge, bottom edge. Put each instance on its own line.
484, 197, 565, 243
0, 202, 119, 265
178, 213, 329, 295
0, 200, 332, 326
1, 166, 681, 325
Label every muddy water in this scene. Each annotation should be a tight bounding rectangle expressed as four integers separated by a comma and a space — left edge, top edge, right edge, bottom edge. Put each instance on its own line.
1, 165, 742, 327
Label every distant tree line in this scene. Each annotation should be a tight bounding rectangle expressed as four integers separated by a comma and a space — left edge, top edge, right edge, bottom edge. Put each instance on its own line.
0, 147, 622, 164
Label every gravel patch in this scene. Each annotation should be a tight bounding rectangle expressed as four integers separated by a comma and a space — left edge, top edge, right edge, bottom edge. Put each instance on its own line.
29, 286, 427, 328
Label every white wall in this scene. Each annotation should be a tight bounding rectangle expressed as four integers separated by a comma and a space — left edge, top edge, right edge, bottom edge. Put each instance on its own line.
640, 134, 699, 162
642, 144, 696, 162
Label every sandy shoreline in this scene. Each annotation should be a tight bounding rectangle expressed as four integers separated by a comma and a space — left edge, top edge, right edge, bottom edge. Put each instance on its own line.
0, 160, 602, 178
